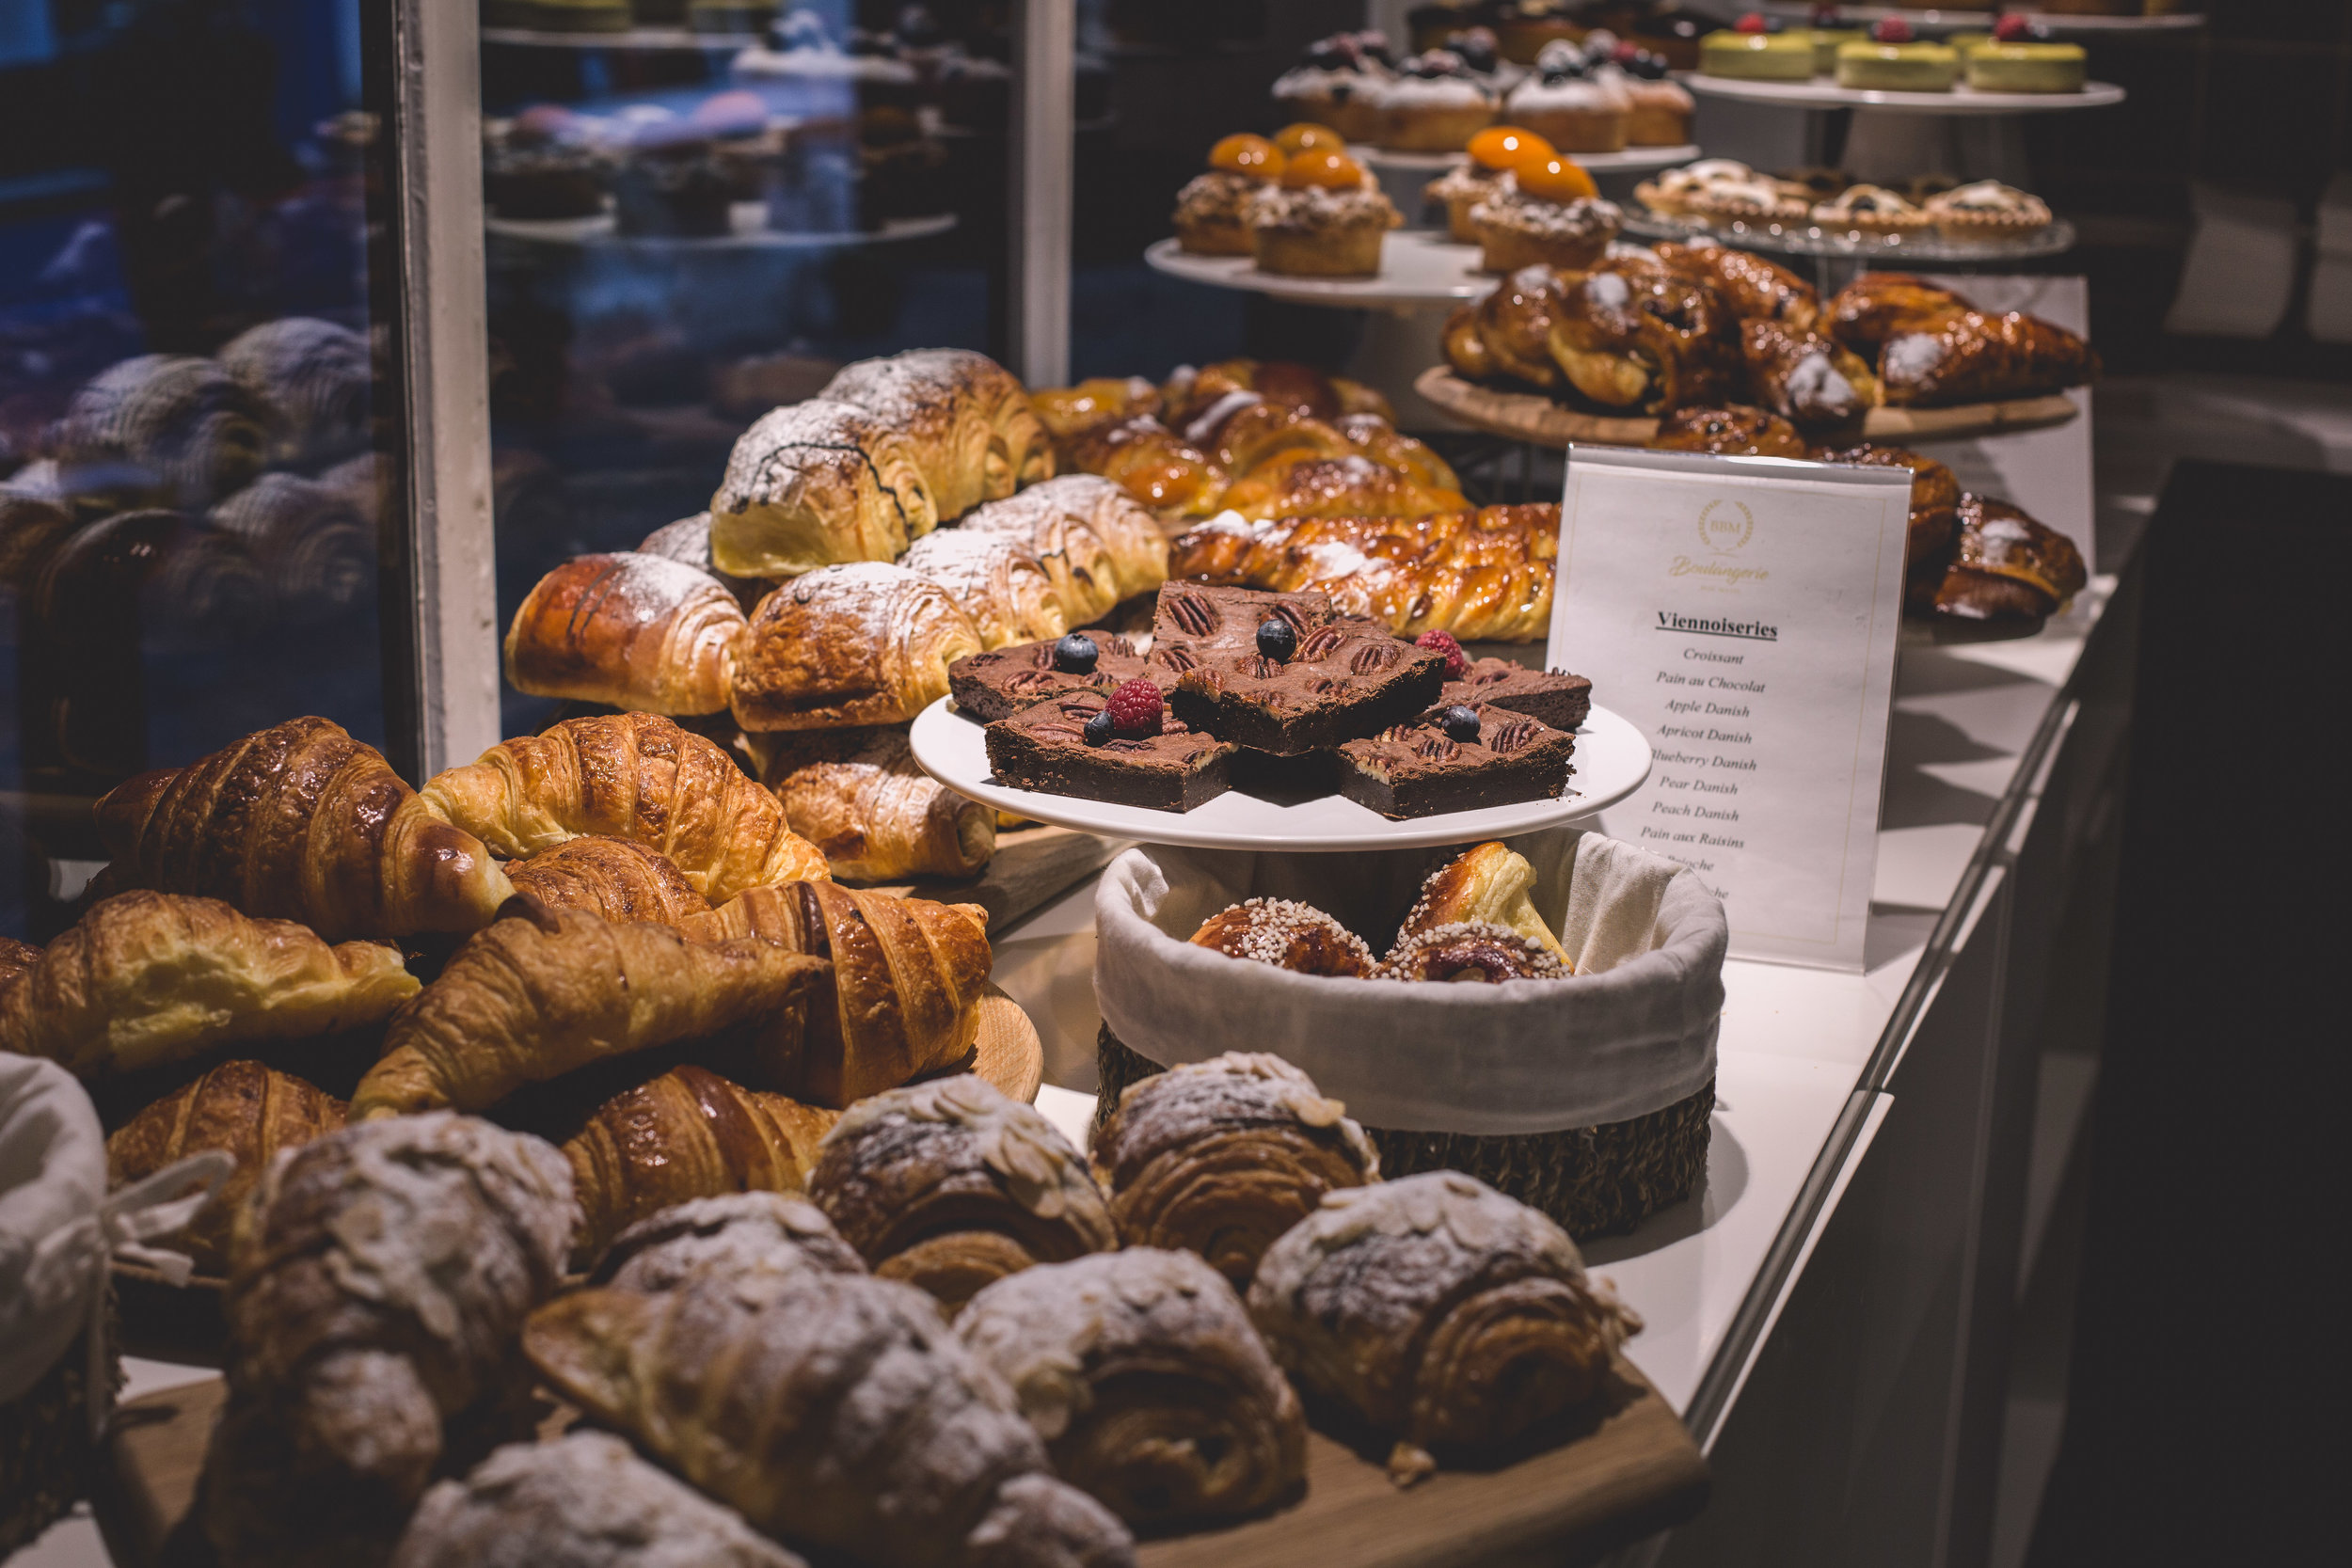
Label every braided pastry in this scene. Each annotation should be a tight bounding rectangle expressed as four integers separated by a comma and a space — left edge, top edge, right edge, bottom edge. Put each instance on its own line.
1052, 414, 1230, 517
1092, 1052, 1378, 1287
1220, 453, 1470, 523
1655, 241, 1818, 330
959, 1247, 1307, 1527
1377, 921, 1569, 983
729, 562, 986, 732
522, 1266, 1138, 1568
1247, 1171, 1641, 1481
96, 717, 515, 942
806, 1074, 1116, 1309
588, 1190, 866, 1295
710, 398, 940, 578
503, 553, 746, 717
1188, 897, 1375, 977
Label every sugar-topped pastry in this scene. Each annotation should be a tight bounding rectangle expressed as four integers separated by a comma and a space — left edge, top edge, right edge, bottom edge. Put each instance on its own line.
1246, 149, 1401, 277
1372, 49, 1497, 152
1189, 897, 1376, 977
1173, 133, 1285, 257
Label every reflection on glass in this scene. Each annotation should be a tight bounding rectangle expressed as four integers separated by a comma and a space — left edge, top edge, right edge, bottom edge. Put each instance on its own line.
0, 2, 388, 939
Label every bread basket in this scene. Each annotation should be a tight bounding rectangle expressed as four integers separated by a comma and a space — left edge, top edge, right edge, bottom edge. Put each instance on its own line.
1091, 829, 1726, 1238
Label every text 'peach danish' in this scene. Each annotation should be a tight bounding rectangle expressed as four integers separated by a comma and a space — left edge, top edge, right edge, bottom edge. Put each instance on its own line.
1248, 1170, 1642, 1483
806, 1073, 1116, 1310
959, 1247, 1308, 1528
1093, 1052, 1378, 1288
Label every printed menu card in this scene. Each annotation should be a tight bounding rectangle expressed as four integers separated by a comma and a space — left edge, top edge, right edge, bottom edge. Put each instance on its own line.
1549, 447, 1912, 971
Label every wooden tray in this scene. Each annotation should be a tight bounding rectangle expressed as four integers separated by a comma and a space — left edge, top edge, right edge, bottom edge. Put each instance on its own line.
866, 822, 1116, 933
100, 1354, 1706, 1568
1415, 366, 2079, 449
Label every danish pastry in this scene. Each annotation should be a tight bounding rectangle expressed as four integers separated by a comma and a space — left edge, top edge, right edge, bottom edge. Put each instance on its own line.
1377, 920, 1569, 983
1188, 897, 1375, 977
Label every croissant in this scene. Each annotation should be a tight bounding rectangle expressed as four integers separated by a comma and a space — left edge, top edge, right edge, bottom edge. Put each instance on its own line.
1220, 454, 1470, 523
0, 890, 419, 1081
1650, 404, 1809, 458
0, 934, 40, 987
94, 717, 516, 942
897, 528, 1068, 648
806, 1075, 1116, 1309
589, 1190, 866, 1295
202, 1115, 573, 1568
523, 1266, 1137, 1568
1054, 415, 1230, 517
1248, 1171, 1641, 1481
348, 899, 830, 1120
391, 1433, 804, 1568
104, 1059, 347, 1275
1092, 1052, 1379, 1288
637, 510, 775, 611
1393, 840, 1567, 962
54, 353, 266, 509
503, 553, 746, 717
419, 712, 829, 903
1739, 317, 1880, 434
1655, 241, 1818, 329
1922, 495, 2088, 622
680, 880, 992, 1107
1823, 272, 1969, 355
755, 727, 995, 881
1811, 442, 1961, 581
1876, 309, 2100, 407
959, 1247, 1307, 1527
563, 1064, 840, 1266
502, 835, 712, 927
977, 472, 1172, 604
730, 562, 985, 732
822, 348, 1051, 520
708, 398, 940, 578
208, 473, 375, 621
1029, 375, 1161, 441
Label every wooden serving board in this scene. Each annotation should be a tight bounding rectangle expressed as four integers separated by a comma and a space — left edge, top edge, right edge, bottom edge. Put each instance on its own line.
99, 1355, 1705, 1568
1415, 365, 2079, 449
866, 823, 1115, 934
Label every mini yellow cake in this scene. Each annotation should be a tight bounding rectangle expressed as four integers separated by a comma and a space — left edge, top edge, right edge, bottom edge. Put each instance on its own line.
1836, 40, 1959, 92
1967, 42, 2089, 93
1806, 28, 1868, 74
1701, 28, 1815, 81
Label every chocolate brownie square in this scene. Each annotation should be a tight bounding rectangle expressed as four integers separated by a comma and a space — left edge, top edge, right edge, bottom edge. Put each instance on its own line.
983, 689, 1235, 813
1334, 703, 1576, 819
1148, 582, 1334, 681
1442, 658, 1594, 733
1169, 620, 1446, 755
948, 634, 1149, 721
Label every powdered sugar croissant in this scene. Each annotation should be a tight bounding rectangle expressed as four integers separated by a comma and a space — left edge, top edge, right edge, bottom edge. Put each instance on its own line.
730, 562, 985, 732
709, 398, 940, 577
503, 552, 746, 717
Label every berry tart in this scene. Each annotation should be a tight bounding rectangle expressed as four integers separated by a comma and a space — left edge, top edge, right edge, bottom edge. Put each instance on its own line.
1810, 182, 1933, 239
1924, 181, 2054, 243
983, 682, 1236, 813
1469, 155, 1623, 272
1173, 134, 1286, 257
1425, 125, 1553, 245
1684, 173, 1810, 229
1699, 14, 1814, 82
1273, 31, 1396, 144
1502, 42, 1630, 154
1373, 49, 1499, 152
1246, 148, 1401, 277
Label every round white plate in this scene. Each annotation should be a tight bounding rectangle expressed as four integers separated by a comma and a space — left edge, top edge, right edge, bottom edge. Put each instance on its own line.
1754, 5, 2202, 33
1351, 143, 1702, 173
1677, 72, 2124, 114
906, 696, 1654, 852
1143, 232, 1492, 309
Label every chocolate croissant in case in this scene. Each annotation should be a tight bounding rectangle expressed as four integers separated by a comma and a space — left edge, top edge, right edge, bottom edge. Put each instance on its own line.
1092, 1052, 1379, 1288
805, 1074, 1116, 1310
958, 1247, 1308, 1528
1247, 1170, 1642, 1482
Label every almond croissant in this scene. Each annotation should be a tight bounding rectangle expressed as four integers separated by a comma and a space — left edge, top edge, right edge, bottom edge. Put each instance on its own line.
94, 716, 515, 942
348, 899, 829, 1121
523, 1266, 1137, 1568
681, 880, 990, 1107
0, 890, 419, 1081
419, 712, 829, 904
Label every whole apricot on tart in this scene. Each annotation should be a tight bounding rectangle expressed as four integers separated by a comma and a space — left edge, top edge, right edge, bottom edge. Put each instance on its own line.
1210, 133, 1283, 178
1467, 126, 1555, 172
1518, 155, 1598, 202
1273, 122, 1343, 156
1280, 148, 1366, 190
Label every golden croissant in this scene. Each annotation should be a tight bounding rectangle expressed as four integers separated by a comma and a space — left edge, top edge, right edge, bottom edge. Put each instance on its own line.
419, 711, 828, 904
94, 716, 515, 942
348, 899, 829, 1120
502, 552, 745, 717
755, 727, 995, 882
502, 835, 712, 927
682, 879, 991, 1107
0, 889, 418, 1081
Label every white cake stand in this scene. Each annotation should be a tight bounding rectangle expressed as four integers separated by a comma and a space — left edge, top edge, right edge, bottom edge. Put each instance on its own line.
1678, 74, 2125, 114
1351, 143, 1702, 174
906, 697, 1654, 853
1752, 5, 2203, 34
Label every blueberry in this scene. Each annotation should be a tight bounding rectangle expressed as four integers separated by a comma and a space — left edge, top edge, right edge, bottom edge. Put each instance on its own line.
1083, 710, 1114, 746
1307, 40, 1346, 69
1255, 617, 1298, 661
1053, 632, 1099, 674
1441, 705, 1481, 742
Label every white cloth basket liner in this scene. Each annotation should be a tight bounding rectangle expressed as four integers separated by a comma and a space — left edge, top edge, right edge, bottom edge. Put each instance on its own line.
1093, 828, 1727, 1135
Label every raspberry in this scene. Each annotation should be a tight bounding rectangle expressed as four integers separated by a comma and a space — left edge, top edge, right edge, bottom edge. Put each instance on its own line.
1993, 13, 2031, 40
1104, 678, 1164, 735
1872, 17, 1914, 42
1735, 13, 1769, 34
1416, 629, 1469, 680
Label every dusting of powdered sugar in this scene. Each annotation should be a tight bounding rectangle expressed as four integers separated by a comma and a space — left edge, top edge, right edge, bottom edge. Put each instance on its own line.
717, 398, 902, 512
1099, 1052, 1376, 1182
767, 561, 933, 642
822, 348, 1009, 431
593, 1192, 866, 1294
818, 1075, 1113, 1234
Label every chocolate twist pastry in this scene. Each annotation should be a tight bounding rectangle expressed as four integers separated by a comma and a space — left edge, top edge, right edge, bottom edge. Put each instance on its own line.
1738, 318, 1880, 436
1545, 260, 1741, 414
1442, 263, 1566, 390
1823, 272, 1969, 355
1655, 241, 1819, 330
959, 1247, 1308, 1527
202, 1115, 575, 1568
523, 1265, 1137, 1568
1092, 1052, 1378, 1288
1921, 495, 2088, 623
1247, 1171, 1642, 1481
1877, 309, 2100, 407
589, 1191, 866, 1295
391, 1432, 805, 1568
1376, 921, 1569, 984
1188, 897, 1375, 977
806, 1074, 1116, 1309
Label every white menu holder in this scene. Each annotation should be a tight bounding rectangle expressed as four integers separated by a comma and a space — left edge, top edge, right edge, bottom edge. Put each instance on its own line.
1549, 446, 1913, 972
